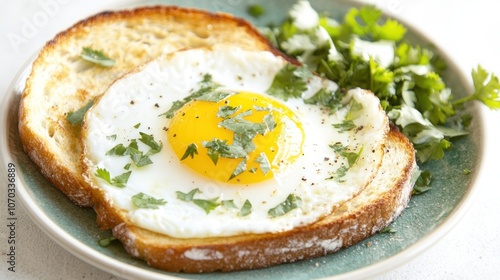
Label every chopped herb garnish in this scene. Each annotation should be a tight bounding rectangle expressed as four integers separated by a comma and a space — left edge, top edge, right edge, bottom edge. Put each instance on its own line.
333, 120, 357, 132
176, 188, 220, 214
160, 74, 221, 118
329, 166, 348, 182
412, 170, 432, 195
329, 143, 364, 167
240, 199, 252, 216
268, 194, 302, 218
106, 134, 117, 141
132, 192, 167, 209
380, 226, 397, 234
463, 168, 472, 175
127, 140, 153, 167
196, 89, 234, 102
98, 236, 117, 247
66, 99, 94, 125
267, 64, 313, 100
345, 99, 364, 120
80, 47, 115, 67
106, 143, 127, 156
110, 171, 132, 188
193, 197, 220, 214
247, 4, 265, 18
217, 105, 241, 118
123, 163, 131, 170
202, 139, 247, 165
229, 158, 247, 181
222, 200, 238, 209
95, 168, 131, 188
139, 132, 163, 155
176, 188, 202, 202
95, 167, 111, 184
181, 143, 198, 160
304, 88, 343, 110
255, 152, 271, 175
263, 113, 277, 131
134, 123, 141, 129
219, 110, 267, 135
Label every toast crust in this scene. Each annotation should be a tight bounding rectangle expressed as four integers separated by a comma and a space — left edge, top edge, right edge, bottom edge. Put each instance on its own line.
18, 6, 286, 207
112, 126, 416, 273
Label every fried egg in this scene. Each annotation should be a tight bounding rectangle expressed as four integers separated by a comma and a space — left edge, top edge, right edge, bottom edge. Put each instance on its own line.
82, 45, 388, 238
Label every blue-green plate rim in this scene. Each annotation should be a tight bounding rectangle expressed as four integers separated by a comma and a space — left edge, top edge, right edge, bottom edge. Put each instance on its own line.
0, 0, 485, 279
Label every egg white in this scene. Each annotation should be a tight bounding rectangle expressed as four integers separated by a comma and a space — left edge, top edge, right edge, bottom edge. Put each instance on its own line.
82, 45, 388, 238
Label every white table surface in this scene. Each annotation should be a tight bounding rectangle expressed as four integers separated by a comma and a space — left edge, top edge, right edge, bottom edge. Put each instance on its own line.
1, 0, 499, 279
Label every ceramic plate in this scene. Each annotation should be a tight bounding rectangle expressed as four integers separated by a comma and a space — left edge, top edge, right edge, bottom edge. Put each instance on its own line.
0, 0, 483, 279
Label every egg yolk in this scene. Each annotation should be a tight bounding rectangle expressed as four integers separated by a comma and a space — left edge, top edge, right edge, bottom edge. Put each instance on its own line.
167, 91, 304, 184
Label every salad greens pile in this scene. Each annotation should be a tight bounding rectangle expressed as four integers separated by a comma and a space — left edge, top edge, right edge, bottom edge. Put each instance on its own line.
258, 1, 500, 192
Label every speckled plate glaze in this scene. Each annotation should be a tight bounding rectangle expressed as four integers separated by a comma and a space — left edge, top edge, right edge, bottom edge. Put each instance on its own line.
0, 0, 484, 279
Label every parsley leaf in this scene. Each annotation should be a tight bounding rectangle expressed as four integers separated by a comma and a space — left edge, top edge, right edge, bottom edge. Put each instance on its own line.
196, 89, 234, 102
329, 143, 364, 167
110, 171, 132, 188
332, 120, 356, 132
219, 110, 268, 135
217, 105, 241, 118
106, 143, 127, 156
202, 139, 247, 165
176, 188, 220, 214
95, 168, 111, 184
263, 113, 277, 132
267, 64, 312, 100
268, 194, 302, 218
193, 197, 220, 214
95, 168, 131, 188
180, 143, 198, 160
255, 152, 271, 175
132, 192, 167, 209
160, 74, 221, 118
453, 65, 500, 110
329, 165, 348, 182
139, 132, 163, 155
229, 159, 247, 181
126, 140, 153, 167
304, 87, 343, 109
80, 47, 115, 67
222, 200, 238, 209
176, 188, 202, 202
66, 100, 94, 125
240, 199, 252, 217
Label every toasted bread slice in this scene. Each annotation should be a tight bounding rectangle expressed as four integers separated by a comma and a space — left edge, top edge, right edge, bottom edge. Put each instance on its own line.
18, 6, 284, 207
18, 5, 417, 274
112, 125, 416, 273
